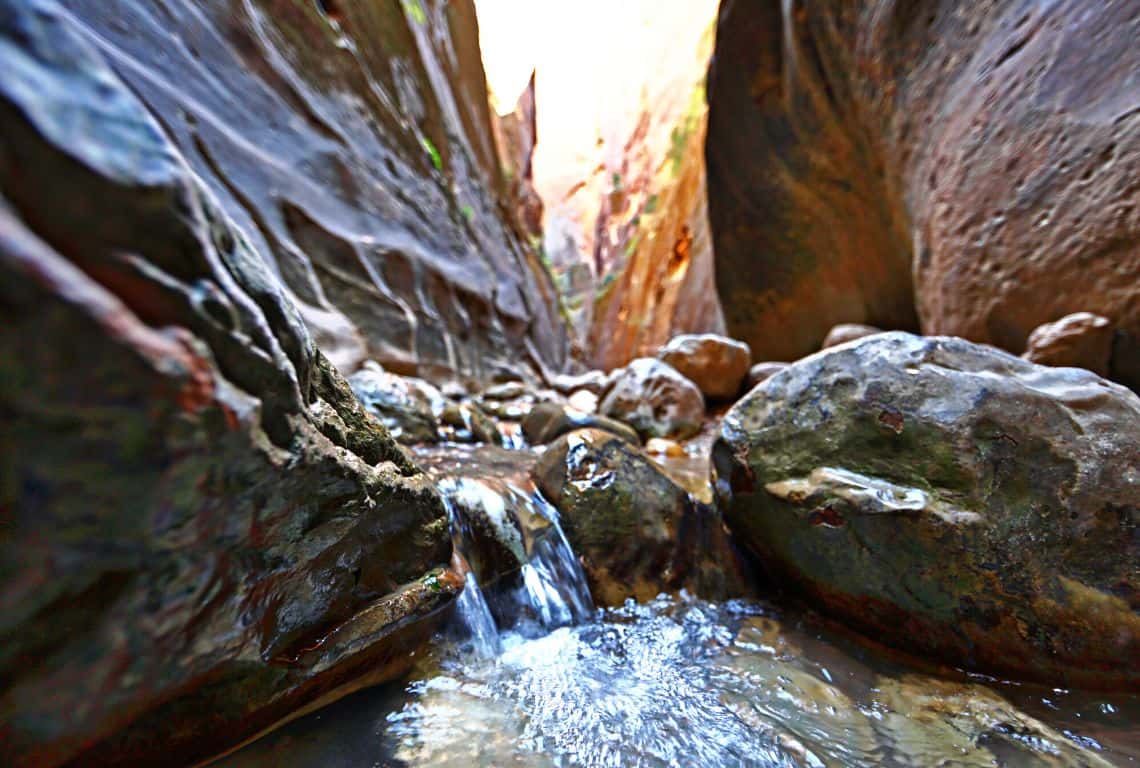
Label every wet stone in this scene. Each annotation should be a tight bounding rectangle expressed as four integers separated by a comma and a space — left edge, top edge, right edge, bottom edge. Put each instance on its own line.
533, 429, 752, 605
521, 400, 640, 446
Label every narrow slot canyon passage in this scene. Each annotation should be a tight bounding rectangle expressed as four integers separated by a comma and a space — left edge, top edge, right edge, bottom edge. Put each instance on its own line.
1, 1, 1137, 766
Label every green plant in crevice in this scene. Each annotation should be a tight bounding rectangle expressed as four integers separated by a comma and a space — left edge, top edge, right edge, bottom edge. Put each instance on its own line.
402, 0, 427, 25
421, 136, 442, 171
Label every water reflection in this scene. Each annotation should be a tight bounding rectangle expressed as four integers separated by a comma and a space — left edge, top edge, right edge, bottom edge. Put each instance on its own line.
220, 596, 1138, 767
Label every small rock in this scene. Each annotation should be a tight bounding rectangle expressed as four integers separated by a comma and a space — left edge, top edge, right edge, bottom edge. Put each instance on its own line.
440, 380, 470, 399
567, 389, 598, 413
482, 380, 529, 401
521, 401, 639, 446
599, 358, 705, 440
548, 370, 609, 396
533, 429, 752, 605
746, 362, 789, 389
644, 437, 686, 458
348, 368, 441, 444
1023, 312, 1113, 376
657, 333, 752, 400
821, 323, 883, 349
439, 400, 499, 444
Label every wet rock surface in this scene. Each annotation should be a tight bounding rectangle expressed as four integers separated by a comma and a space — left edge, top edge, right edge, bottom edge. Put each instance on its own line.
51, 0, 567, 381
0, 1, 494, 764
657, 333, 752, 400
707, 0, 1139, 384
599, 357, 705, 440
533, 429, 752, 606
349, 365, 443, 445
715, 332, 1140, 689
521, 400, 640, 447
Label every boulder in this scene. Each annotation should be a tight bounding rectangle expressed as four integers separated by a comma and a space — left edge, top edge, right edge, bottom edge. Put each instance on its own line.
746, 362, 789, 389
657, 333, 752, 400
599, 358, 705, 440
521, 401, 640, 446
0, 2, 457, 763
533, 430, 752, 605
821, 324, 884, 350
349, 368, 443, 445
714, 332, 1140, 689
706, 0, 1139, 385
1023, 312, 1114, 377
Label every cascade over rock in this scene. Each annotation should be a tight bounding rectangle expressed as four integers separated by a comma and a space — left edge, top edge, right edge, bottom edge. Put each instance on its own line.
0, 0, 569, 763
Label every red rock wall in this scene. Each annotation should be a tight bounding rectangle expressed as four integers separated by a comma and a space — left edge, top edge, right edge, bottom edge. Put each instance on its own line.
707, 0, 1139, 387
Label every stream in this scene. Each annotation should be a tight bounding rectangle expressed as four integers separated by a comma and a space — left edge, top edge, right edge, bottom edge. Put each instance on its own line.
220, 442, 1140, 768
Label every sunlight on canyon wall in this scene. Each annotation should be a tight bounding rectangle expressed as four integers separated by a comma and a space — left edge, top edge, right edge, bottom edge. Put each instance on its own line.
476, 0, 724, 369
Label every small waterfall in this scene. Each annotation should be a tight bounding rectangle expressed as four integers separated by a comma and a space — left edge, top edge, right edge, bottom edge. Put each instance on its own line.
437, 475, 593, 651
517, 491, 593, 628
451, 571, 500, 657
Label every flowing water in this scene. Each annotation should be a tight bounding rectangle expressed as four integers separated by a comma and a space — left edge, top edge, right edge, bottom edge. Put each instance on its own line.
220, 443, 1140, 768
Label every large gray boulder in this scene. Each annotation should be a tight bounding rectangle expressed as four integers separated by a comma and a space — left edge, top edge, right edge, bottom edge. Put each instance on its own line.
714, 332, 1140, 689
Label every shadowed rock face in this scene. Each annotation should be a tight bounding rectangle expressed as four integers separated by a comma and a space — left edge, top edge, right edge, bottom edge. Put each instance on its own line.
0, 1, 474, 765
714, 333, 1140, 690
707, 0, 1139, 384
56, 0, 567, 382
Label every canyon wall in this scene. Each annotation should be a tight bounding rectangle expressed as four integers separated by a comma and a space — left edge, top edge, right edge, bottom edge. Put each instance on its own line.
707, 0, 1139, 388
0, 0, 561, 764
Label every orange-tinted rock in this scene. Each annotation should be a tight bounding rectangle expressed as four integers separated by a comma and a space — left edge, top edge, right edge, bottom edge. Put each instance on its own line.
477, 1, 723, 368
706, 0, 1139, 385
822, 324, 885, 350
1023, 313, 1114, 376
599, 358, 705, 440
657, 333, 752, 400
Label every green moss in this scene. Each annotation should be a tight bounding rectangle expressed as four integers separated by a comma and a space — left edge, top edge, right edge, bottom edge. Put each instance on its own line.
402, 0, 427, 25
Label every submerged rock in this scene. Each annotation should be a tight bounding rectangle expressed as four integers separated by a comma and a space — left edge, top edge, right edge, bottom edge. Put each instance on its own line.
657, 333, 752, 400
521, 401, 640, 446
0, 11, 456, 768
714, 332, 1140, 689
533, 429, 752, 606
1023, 312, 1114, 377
599, 358, 705, 440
